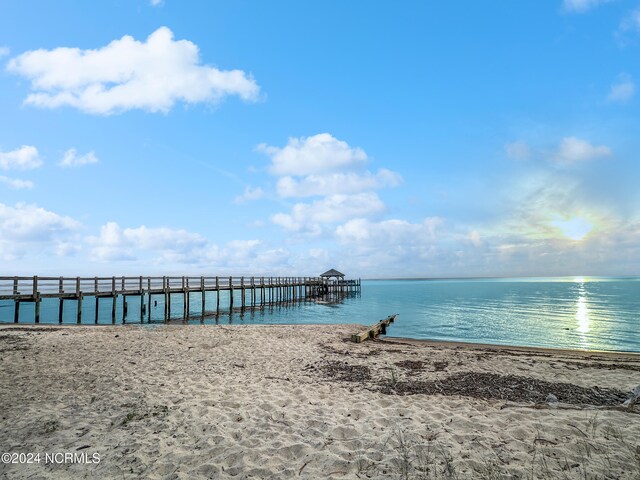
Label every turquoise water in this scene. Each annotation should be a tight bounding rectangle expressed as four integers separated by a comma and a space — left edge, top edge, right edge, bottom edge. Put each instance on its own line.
1, 277, 639, 352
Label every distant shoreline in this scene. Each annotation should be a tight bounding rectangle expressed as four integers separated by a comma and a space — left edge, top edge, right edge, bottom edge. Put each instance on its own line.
362, 275, 640, 281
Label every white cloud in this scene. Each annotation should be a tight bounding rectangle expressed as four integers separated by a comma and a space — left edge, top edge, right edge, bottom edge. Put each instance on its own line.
553, 137, 612, 164
0, 176, 34, 189
86, 221, 294, 273
468, 230, 482, 247
276, 169, 401, 198
562, 0, 612, 13
59, 148, 99, 167
0, 46, 9, 57
0, 145, 43, 170
259, 133, 367, 176
7, 26, 260, 115
150, 0, 163, 5
272, 193, 386, 234
87, 222, 208, 261
619, 8, 640, 32
504, 141, 531, 161
255, 133, 402, 236
607, 74, 635, 103
0, 203, 81, 260
234, 186, 265, 204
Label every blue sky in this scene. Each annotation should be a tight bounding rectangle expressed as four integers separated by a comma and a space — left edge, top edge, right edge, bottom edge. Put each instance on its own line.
0, 0, 639, 277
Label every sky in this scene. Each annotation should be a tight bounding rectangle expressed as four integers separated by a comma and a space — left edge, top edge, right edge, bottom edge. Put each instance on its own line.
0, 0, 639, 278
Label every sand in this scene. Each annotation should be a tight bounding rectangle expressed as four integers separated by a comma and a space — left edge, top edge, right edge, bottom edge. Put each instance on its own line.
1, 323, 639, 479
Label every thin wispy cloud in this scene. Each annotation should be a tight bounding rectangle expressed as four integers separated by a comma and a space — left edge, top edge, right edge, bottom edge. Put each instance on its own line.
234, 186, 265, 204
7, 27, 260, 115
504, 141, 532, 161
553, 137, 612, 164
0, 46, 9, 57
616, 7, 640, 43
562, 0, 613, 13
58, 148, 99, 168
0, 176, 34, 189
607, 74, 635, 103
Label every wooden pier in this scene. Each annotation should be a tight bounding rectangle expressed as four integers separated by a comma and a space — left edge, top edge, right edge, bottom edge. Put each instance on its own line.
0, 275, 361, 324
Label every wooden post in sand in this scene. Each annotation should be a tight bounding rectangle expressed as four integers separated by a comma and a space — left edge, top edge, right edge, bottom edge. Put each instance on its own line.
229, 276, 234, 310
14, 301, 20, 323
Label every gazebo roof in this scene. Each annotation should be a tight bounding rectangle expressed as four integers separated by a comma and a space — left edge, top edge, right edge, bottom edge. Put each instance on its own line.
320, 269, 345, 278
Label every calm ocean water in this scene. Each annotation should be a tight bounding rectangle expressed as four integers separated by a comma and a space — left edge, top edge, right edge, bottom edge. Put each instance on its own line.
1, 277, 638, 352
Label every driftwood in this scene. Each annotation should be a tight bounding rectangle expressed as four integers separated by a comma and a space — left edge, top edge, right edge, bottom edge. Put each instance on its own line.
351, 314, 398, 343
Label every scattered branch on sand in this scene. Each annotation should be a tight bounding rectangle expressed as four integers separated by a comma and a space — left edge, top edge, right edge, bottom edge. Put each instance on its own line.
500, 402, 640, 415
320, 360, 372, 382
379, 372, 628, 406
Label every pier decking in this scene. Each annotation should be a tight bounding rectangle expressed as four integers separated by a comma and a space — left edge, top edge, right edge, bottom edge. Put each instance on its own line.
0, 276, 361, 324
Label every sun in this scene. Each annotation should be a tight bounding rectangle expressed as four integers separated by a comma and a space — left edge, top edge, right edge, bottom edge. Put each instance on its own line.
552, 217, 592, 241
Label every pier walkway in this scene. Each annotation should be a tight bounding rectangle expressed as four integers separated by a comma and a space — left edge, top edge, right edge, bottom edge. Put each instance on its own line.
0, 275, 361, 324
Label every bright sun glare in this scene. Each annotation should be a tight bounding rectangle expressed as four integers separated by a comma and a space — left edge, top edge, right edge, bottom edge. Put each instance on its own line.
552, 217, 592, 241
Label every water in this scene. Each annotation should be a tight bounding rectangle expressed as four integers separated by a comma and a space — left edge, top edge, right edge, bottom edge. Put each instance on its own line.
1, 277, 638, 353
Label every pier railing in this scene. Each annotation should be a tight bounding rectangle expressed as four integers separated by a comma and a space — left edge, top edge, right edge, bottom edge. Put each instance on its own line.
0, 275, 361, 324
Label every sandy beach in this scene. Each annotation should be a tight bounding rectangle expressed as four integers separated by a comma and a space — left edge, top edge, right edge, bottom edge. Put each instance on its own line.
1, 324, 639, 479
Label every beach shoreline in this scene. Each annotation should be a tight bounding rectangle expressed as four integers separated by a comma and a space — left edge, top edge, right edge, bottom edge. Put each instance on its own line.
1, 324, 639, 479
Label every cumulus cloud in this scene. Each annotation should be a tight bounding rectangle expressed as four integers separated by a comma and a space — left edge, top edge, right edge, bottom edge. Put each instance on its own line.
276, 169, 401, 198
553, 137, 612, 164
259, 133, 367, 177
58, 148, 99, 167
85, 221, 294, 273
0, 176, 34, 189
87, 222, 209, 261
504, 141, 531, 161
336, 217, 443, 245
7, 26, 260, 115
0, 145, 43, 170
607, 74, 635, 103
562, 0, 611, 13
257, 133, 402, 235
0, 203, 81, 260
272, 193, 386, 234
